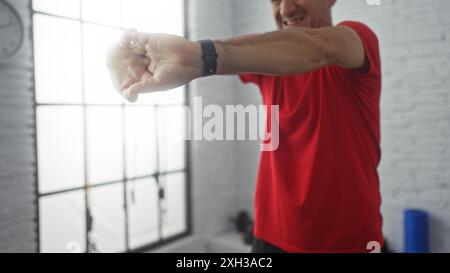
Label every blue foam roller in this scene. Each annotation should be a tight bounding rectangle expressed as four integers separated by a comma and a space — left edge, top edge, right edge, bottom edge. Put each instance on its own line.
404, 209, 429, 253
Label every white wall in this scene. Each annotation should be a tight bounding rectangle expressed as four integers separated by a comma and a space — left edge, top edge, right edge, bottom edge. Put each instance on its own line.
232, 1, 275, 216
187, 0, 244, 238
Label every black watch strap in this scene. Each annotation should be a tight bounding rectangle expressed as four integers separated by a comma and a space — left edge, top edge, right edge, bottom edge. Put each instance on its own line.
199, 39, 218, 76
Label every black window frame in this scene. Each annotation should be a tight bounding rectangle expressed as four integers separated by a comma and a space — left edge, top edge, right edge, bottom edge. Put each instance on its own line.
30, 0, 192, 253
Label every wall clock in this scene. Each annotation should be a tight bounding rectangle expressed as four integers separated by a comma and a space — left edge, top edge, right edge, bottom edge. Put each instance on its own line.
0, 0, 25, 63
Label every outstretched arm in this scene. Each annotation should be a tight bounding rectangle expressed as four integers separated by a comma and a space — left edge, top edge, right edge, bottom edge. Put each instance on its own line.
106, 26, 365, 100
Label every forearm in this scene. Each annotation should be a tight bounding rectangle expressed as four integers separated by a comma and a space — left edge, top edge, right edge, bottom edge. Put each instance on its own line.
212, 28, 331, 76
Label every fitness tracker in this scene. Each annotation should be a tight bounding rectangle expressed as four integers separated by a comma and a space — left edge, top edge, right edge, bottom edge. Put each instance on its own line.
199, 39, 218, 77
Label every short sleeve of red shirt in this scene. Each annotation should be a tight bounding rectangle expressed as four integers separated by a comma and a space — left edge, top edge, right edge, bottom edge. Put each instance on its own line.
338, 21, 381, 77
238, 22, 383, 253
239, 21, 381, 95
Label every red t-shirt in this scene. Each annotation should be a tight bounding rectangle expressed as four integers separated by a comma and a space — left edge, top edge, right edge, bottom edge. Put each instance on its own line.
240, 21, 383, 252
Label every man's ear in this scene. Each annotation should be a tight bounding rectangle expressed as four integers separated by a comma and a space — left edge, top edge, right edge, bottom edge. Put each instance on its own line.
327, 0, 337, 8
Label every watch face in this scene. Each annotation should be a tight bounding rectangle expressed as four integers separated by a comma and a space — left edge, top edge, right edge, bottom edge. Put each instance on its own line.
0, 0, 24, 60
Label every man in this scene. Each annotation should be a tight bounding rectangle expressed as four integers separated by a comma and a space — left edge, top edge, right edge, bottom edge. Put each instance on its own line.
107, 0, 383, 253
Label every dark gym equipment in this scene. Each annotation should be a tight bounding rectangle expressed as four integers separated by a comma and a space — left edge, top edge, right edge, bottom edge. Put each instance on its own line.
230, 210, 254, 246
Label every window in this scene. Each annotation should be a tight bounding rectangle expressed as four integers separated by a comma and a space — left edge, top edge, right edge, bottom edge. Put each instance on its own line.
32, 0, 189, 253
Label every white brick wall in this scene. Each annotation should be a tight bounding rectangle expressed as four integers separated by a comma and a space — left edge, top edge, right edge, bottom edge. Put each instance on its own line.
232, 1, 274, 217
0, 0, 37, 253
187, 0, 243, 238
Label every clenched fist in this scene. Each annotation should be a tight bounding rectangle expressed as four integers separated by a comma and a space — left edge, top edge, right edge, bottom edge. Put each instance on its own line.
106, 30, 203, 102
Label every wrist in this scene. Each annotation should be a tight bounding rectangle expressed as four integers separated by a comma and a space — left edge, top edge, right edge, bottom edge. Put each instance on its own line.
186, 41, 204, 80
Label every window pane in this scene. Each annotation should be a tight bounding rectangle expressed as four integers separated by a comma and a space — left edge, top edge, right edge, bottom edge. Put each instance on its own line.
124, 106, 157, 178
131, 88, 185, 106
33, 0, 80, 19
40, 190, 86, 253
157, 87, 185, 105
129, 92, 158, 106
161, 172, 187, 239
88, 183, 126, 253
158, 106, 186, 172
127, 178, 159, 249
83, 24, 123, 104
86, 106, 123, 184
37, 106, 84, 194
81, 0, 121, 26
34, 15, 82, 104
122, 0, 184, 35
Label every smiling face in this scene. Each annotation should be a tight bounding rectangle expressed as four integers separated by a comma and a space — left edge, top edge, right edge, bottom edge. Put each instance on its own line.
271, 0, 336, 29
